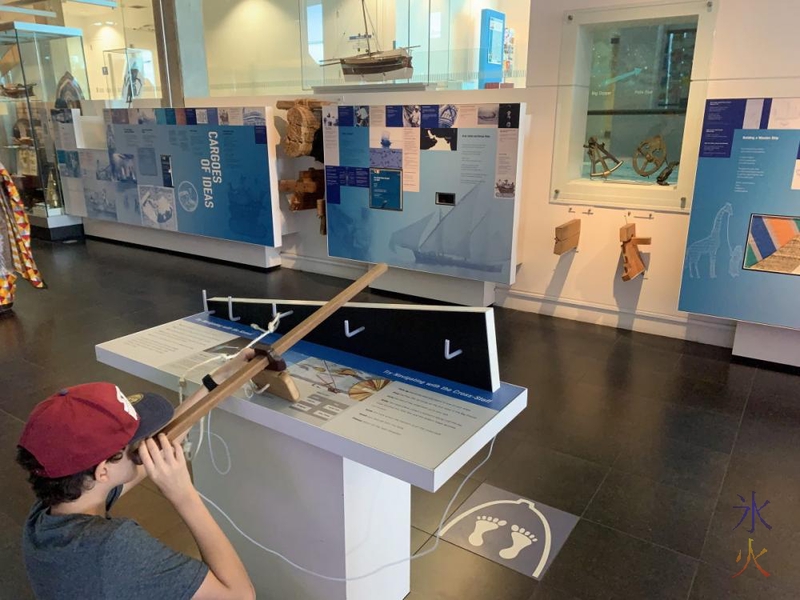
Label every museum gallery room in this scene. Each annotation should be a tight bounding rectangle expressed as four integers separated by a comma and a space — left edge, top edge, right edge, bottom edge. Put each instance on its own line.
1, 0, 799, 599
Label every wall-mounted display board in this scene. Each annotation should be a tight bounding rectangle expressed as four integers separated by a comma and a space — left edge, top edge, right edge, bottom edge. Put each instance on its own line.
323, 103, 525, 284
53, 107, 281, 247
679, 98, 800, 329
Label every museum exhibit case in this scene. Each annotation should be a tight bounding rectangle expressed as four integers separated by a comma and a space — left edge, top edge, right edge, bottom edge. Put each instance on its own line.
551, 0, 717, 210
61, 0, 163, 102
0, 21, 90, 217
180, 0, 529, 96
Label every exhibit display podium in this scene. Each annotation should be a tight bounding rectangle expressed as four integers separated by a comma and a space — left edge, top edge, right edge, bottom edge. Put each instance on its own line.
96, 301, 527, 600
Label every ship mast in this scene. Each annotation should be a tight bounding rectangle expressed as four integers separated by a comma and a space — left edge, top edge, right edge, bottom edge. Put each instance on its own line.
361, 0, 372, 54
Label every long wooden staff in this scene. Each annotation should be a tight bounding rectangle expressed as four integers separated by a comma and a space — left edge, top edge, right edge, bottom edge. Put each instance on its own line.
161, 263, 388, 442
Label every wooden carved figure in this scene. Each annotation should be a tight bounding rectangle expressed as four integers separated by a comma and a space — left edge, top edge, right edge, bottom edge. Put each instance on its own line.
279, 168, 325, 211
620, 223, 651, 281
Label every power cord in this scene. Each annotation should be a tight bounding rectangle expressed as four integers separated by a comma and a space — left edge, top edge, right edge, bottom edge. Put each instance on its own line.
176, 313, 497, 582
196, 436, 496, 582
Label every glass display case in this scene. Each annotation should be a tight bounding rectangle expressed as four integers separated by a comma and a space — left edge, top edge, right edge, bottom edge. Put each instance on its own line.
551, 1, 717, 211
0, 22, 90, 217
299, 0, 529, 91
103, 47, 158, 103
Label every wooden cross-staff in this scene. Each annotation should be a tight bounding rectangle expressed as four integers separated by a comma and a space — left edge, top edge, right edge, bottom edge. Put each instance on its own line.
161, 263, 388, 443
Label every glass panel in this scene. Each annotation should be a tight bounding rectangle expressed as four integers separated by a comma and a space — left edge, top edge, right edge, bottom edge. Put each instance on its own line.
62, 0, 163, 102
582, 16, 697, 185
0, 23, 90, 216
178, 0, 528, 95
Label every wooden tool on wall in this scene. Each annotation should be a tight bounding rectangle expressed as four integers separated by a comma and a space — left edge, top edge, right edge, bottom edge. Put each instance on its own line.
554, 219, 581, 255
161, 263, 389, 443
620, 223, 651, 281
279, 168, 325, 211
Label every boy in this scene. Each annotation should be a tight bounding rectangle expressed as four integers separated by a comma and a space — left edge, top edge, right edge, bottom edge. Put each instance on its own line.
16, 350, 257, 600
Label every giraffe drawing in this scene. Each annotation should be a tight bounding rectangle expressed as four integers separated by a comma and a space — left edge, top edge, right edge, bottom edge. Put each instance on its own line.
686, 203, 733, 279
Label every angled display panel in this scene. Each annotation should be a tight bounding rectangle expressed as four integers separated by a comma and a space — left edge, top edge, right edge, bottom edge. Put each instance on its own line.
679, 98, 800, 329
54, 106, 281, 247
323, 102, 525, 284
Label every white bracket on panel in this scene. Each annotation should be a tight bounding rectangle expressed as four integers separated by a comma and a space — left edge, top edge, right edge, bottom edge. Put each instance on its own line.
344, 320, 365, 338
444, 339, 463, 360
271, 303, 294, 321
227, 296, 240, 322
202, 290, 215, 315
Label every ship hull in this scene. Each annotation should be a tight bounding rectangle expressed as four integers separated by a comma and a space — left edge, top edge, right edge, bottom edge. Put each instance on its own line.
412, 250, 502, 273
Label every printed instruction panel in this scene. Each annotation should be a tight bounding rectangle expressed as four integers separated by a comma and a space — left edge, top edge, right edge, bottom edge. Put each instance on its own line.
97, 315, 525, 470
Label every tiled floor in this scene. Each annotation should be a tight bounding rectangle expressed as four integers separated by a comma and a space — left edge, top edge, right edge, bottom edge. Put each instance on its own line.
2, 238, 799, 599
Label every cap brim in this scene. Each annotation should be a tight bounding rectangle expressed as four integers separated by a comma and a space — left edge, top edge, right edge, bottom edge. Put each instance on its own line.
130, 393, 174, 444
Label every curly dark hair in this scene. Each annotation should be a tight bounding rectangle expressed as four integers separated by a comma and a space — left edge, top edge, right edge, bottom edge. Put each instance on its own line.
16, 446, 123, 508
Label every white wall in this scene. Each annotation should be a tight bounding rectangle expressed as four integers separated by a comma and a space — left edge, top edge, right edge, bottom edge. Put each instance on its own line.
180, 0, 799, 348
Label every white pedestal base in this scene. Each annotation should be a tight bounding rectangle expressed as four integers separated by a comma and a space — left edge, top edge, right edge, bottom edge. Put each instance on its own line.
732, 321, 800, 367
83, 219, 282, 269
192, 407, 411, 600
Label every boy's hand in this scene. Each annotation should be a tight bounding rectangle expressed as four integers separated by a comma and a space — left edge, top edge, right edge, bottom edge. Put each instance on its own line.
138, 434, 196, 505
211, 348, 256, 383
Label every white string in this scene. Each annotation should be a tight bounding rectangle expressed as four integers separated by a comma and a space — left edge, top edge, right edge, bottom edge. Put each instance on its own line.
205, 409, 232, 475
197, 436, 496, 582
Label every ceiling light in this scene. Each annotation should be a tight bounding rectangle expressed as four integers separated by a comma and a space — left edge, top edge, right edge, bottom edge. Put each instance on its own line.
93, 21, 102, 25
105, 21, 115, 25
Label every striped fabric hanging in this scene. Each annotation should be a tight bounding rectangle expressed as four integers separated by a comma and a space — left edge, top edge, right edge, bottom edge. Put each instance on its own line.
0, 162, 45, 310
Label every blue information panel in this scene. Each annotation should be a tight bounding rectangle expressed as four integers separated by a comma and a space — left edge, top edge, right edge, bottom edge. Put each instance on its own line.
679, 97, 800, 329
322, 103, 525, 284
55, 107, 280, 247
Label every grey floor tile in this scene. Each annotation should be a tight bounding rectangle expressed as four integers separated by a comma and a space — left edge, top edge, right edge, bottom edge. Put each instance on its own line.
412, 476, 481, 535
583, 470, 716, 558
613, 436, 729, 497
542, 520, 698, 600
411, 527, 430, 554
411, 537, 538, 600
486, 441, 608, 516
689, 561, 795, 599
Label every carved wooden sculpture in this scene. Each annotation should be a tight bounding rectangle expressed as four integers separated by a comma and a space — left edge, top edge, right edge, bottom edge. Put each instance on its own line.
279, 168, 325, 211
276, 99, 331, 158
620, 223, 651, 281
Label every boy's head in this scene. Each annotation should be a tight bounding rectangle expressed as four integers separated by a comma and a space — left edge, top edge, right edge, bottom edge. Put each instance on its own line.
16, 383, 173, 507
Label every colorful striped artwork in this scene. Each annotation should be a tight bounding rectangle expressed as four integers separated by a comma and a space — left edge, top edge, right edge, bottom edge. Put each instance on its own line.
745, 215, 800, 274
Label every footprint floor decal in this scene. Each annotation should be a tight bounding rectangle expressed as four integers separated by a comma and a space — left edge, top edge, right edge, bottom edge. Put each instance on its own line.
440, 483, 579, 580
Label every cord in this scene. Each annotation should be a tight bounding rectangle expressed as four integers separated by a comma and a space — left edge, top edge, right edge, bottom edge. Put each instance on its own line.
196, 436, 496, 582
177, 312, 496, 581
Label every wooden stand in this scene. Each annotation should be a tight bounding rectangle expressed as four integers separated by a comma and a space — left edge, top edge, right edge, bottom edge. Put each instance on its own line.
554, 219, 581, 255
620, 223, 651, 281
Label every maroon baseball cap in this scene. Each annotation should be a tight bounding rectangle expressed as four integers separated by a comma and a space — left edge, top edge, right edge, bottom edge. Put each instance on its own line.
18, 382, 174, 478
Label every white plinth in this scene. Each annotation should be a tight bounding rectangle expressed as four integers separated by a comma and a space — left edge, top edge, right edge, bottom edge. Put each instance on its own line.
192, 409, 409, 600
733, 321, 800, 367
83, 219, 282, 269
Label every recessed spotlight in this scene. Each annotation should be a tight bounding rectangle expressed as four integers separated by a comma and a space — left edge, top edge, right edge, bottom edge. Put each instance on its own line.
106, 21, 115, 25
93, 22, 102, 26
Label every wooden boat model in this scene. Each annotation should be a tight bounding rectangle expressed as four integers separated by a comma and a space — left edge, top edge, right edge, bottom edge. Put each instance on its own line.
319, 0, 414, 81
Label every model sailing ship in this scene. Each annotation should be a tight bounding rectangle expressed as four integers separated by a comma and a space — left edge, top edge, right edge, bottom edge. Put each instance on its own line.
319, 0, 414, 82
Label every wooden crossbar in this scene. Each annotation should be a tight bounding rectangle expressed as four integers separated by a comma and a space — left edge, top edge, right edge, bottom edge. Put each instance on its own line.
161, 263, 389, 442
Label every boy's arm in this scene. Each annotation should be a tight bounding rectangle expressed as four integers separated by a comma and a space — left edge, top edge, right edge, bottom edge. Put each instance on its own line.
121, 349, 256, 497
140, 435, 255, 600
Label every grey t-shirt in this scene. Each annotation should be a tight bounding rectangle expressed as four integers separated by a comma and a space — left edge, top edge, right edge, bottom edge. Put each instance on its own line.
23, 486, 208, 600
